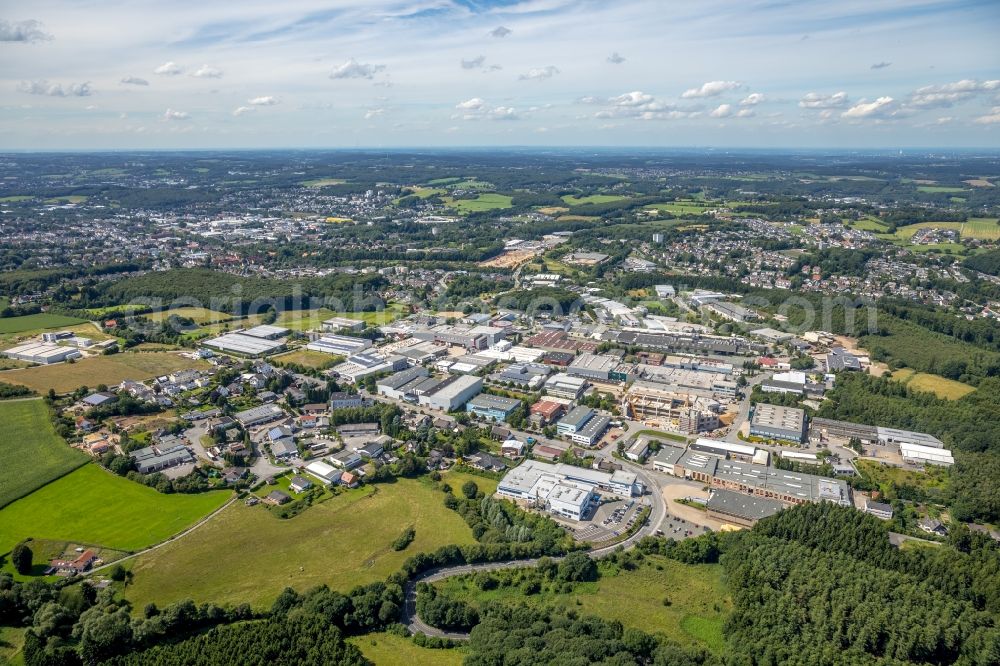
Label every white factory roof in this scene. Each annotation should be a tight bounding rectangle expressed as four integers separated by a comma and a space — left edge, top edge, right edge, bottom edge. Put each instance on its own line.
203, 332, 284, 355
242, 324, 290, 339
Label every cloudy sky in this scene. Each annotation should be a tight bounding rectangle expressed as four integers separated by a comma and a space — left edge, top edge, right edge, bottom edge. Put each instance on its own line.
1, 0, 999, 149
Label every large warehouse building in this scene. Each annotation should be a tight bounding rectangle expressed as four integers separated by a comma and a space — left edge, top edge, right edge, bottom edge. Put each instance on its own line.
4, 342, 82, 364
418, 374, 483, 411
749, 404, 807, 443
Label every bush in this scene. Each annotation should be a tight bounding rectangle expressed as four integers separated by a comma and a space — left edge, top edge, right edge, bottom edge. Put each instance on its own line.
11, 541, 32, 575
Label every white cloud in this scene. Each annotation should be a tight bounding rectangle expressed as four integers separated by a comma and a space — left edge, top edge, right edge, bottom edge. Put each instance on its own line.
607, 52, 625, 64
799, 91, 849, 109
17, 80, 92, 97
330, 59, 385, 80
681, 80, 742, 98
120, 76, 148, 86
454, 98, 517, 120
163, 108, 190, 121
364, 108, 384, 119
740, 92, 765, 106
154, 61, 183, 76
0, 19, 51, 42
909, 79, 1000, 108
710, 104, 733, 118
489, 26, 511, 38
519, 65, 559, 81
233, 106, 254, 116
974, 107, 1000, 125
192, 64, 223, 79
736, 108, 755, 118
611, 91, 655, 107
842, 96, 896, 119
248, 95, 278, 106
456, 98, 485, 111
461, 55, 485, 70
576, 95, 602, 105
870, 61, 892, 70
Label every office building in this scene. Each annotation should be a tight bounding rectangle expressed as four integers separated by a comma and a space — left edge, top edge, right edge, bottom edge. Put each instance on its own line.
466, 394, 522, 422
543, 373, 588, 400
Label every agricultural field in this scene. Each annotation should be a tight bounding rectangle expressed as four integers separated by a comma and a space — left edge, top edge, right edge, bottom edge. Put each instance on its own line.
300, 178, 346, 187
886, 219, 1000, 242
271, 348, 341, 370
561, 194, 627, 206
275, 303, 408, 331
0, 351, 211, 394
348, 633, 465, 666
889, 368, 976, 400
915, 186, 967, 193
0, 398, 87, 508
45, 195, 88, 204
144, 307, 238, 325
849, 216, 891, 232
644, 201, 712, 216
444, 193, 512, 213
0, 195, 33, 202
124, 477, 478, 610
0, 313, 88, 336
0, 464, 231, 565
435, 555, 731, 653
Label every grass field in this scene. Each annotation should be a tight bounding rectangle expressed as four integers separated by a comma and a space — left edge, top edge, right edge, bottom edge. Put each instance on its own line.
886, 219, 1000, 242
0, 626, 25, 665
0, 464, 230, 566
850, 216, 891, 232
45, 195, 88, 204
0, 398, 88, 508
916, 186, 967, 193
0, 351, 210, 394
561, 194, 627, 206
124, 477, 478, 610
144, 307, 238, 325
435, 555, 730, 653
445, 193, 512, 213
889, 368, 976, 400
0, 313, 87, 335
348, 633, 465, 666
0, 195, 32, 202
855, 459, 950, 496
644, 201, 712, 216
275, 303, 408, 331
271, 348, 341, 370
301, 178, 346, 187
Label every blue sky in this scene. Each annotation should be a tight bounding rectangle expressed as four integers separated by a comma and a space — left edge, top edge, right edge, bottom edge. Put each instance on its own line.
1, 0, 998, 149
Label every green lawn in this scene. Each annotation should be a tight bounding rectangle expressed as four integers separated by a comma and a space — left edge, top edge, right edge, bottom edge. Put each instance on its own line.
445, 193, 512, 213
275, 303, 408, 332
0, 398, 88, 508
886, 219, 1000, 242
0, 626, 25, 665
890, 368, 976, 400
271, 348, 342, 370
300, 178, 346, 187
0, 313, 87, 335
916, 186, 967, 193
348, 632, 465, 666
561, 194, 627, 206
0, 195, 33, 202
855, 459, 950, 497
435, 555, 731, 653
0, 464, 231, 568
1, 352, 211, 394
644, 201, 711, 216
124, 477, 478, 610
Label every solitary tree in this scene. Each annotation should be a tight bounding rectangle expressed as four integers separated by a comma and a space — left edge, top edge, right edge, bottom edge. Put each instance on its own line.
11, 540, 33, 575
461, 480, 479, 500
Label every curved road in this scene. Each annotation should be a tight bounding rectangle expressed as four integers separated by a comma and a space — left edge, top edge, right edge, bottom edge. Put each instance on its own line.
402, 463, 665, 639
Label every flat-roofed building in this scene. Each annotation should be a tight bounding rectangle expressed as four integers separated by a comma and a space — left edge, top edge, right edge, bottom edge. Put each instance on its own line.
234, 403, 286, 428
808, 417, 878, 446
689, 438, 762, 463
899, 442, 955, 466
876, 427, 945, 449
706, 489, 785, 527
242, 325, 290, 340
3, 342, 82, 365
543, 373, 588, 400
376, 366, 430, 400
305, 460, 342, 485
306, 334, 372, 356
496, 459, 639, 521
749, 404, 807, 444
863, 497, 894, 520
466, 394, 522, 422
567, 353, 620, 381
322, 317, 365, 332
131, 444, 194, 474
203, 332, 285, 357
650, 444, 686, 473
420, 374, 483, 411
529, 399, 565, 426
557, 406, 594, 438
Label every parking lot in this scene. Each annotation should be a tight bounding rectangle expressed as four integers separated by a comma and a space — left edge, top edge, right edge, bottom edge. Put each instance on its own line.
558, 495, 646, 544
